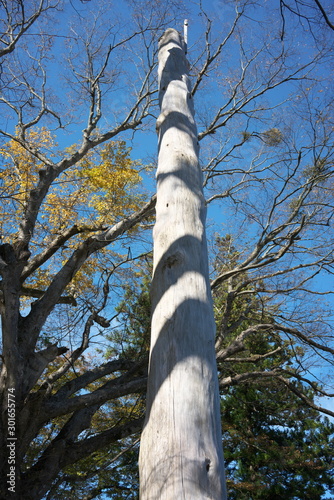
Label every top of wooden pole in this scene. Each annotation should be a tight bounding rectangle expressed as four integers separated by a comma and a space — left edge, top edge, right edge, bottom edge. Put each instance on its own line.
183, 19, 188, 54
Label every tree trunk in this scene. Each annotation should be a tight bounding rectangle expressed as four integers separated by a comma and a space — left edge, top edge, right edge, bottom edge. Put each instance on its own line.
139, 28, 227, 499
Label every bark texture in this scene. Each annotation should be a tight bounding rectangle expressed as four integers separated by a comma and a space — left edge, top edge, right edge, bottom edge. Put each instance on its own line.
139, 28, 227, 499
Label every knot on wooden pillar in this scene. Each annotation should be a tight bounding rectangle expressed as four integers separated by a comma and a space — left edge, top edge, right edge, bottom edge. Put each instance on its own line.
162, 250, 184, 270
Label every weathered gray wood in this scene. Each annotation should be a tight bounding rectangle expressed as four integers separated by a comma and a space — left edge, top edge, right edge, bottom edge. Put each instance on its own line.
139, 28, 227, 499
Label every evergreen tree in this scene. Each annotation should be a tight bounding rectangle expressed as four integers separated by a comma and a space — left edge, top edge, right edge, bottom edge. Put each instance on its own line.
223, 382, 334, 499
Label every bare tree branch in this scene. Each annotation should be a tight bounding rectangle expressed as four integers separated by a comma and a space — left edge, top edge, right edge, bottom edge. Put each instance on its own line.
0, 0, 59, 58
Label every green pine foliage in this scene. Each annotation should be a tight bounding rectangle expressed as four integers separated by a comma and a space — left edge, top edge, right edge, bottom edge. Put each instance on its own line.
223, 379, 334, 499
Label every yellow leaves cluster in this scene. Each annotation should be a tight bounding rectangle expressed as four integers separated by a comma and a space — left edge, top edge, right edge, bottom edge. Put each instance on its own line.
0, 127, 56, 234
41, 138, 143, 234
77, 140, 143, 227
0, 127, 144, 300
0, 127, 143, 238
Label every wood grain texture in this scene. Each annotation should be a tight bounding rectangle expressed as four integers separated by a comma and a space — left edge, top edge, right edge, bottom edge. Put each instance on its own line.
139, 28, 227, 500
